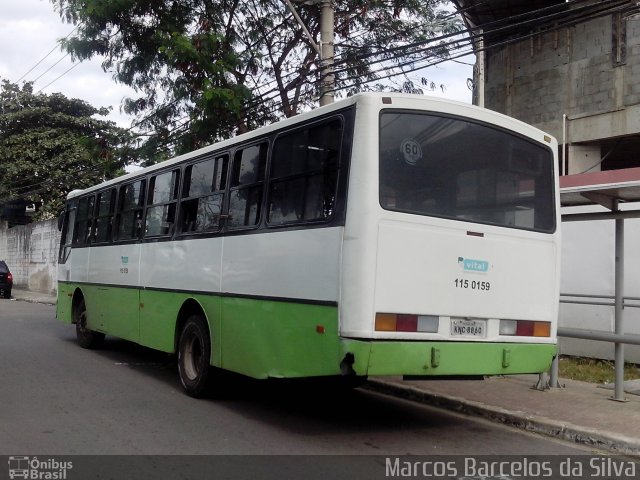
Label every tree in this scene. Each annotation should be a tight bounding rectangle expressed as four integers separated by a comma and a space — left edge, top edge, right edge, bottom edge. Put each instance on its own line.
50, 0, 462, 162
0, 80, 137, 219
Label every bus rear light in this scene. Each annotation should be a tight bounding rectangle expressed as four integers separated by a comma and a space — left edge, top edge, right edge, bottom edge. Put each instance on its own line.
396, 314, 417, 332
375, 314, 439, 333
516, 321, 535, 337
533, 321, 551, 337
375, 313, 396, 331
500, 320, 550, 337
417, 315, 439, 333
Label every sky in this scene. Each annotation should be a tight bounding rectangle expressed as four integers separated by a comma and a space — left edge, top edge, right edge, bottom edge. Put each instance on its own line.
0, 0, 474, 131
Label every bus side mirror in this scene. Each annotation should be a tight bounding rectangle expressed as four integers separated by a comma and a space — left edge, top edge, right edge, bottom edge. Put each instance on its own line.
57, 212, 65, 231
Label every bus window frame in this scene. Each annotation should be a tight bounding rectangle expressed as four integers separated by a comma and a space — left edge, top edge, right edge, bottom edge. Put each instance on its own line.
144, 168, 181, 239
114, 178, 147, 242
266, 116, 344, 228
58, 200, 77, 263
91, 188, 117, 245
378, 109, 557, 234
225, 141, 268, 232
72, 194, 96, 247
177, 153, 229, 237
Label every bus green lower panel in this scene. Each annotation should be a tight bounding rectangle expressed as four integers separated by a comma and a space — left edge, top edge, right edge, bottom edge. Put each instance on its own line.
220, 297, 340, 379
57, 282, 556, 379
341, 340, 557, 376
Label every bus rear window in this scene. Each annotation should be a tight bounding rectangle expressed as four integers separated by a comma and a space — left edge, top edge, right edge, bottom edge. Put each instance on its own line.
379, 112, 555, 233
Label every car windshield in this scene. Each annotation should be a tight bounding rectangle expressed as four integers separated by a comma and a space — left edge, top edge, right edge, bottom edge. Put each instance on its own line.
379, 111, 556, 233
0, 261, 8, 273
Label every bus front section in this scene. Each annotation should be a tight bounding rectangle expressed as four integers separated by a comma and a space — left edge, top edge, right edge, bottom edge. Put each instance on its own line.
340, 96, 560, 379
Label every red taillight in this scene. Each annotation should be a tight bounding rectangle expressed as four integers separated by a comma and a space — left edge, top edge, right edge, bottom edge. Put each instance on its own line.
516, 321, 534, 336
6, 273, 12, 284
375, 313, 439, 333
396, 314, 418, 332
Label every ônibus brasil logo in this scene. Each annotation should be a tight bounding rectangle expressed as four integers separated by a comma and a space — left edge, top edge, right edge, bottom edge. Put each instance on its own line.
8, 456, 73, 480
458, 257, 489, 273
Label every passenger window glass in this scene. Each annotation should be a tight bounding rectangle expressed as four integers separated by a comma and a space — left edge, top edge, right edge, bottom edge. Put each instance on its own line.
231, 145, 264, 186
145, 170, 180, 237
93, 189, 115, 244
379, 112, 555, 232
59, 201, 76, 263
73, 196, 95, 246
180, 155, 228, 234
228, 144, 266, 229
117, 180, 146, 240
268, 119, 342, 225
149, 170, 179, 204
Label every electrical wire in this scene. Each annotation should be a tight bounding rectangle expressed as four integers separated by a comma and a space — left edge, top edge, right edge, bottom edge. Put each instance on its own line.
1, 0, 634, 204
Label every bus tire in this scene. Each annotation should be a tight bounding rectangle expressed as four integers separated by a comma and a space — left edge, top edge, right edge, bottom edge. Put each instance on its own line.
177, 315, 212, 398
74, 298, 105, 349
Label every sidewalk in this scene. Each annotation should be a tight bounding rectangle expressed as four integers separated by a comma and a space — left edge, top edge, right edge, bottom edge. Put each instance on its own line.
10, 287, 57, 305
9, 287, 640, 456
368, 374, 640, 456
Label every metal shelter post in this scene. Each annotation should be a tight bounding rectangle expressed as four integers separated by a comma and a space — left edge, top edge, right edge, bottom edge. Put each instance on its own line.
557, 168, 640, 402
613, 202, 627, 401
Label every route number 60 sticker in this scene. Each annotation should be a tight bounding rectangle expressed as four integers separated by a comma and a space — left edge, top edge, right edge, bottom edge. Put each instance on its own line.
400, 138, 422, 165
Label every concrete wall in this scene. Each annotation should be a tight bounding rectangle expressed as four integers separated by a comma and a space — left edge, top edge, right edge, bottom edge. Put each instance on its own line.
0, 219, 60, 294
559, 205, 640, 363
483, 9, 640, 172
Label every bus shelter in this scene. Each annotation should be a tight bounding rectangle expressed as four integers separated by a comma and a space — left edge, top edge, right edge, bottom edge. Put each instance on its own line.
557, 167, 640, 401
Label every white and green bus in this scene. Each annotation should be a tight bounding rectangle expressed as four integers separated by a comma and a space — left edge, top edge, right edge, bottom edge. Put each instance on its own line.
57, 93, 560, 397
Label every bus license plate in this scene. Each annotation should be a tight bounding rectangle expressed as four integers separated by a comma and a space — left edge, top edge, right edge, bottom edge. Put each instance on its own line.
451, 318, 486, 338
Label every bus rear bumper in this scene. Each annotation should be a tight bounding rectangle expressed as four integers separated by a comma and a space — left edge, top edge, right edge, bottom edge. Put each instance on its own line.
341, 339, 557, 377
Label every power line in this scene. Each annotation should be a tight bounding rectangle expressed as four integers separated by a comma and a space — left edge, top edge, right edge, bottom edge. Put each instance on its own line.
2, 0, 632, 204
15, 26, 78, 83
35, 62, 82, 94
31, 53, 71, 84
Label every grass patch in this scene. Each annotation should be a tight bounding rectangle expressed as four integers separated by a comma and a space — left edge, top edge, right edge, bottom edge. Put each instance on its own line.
558, 356, 640, 384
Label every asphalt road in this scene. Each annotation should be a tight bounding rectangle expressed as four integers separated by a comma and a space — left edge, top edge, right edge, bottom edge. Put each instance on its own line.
0, 300, 610, 478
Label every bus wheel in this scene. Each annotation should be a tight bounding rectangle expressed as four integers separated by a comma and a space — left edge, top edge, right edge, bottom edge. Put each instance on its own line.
74, 298, 105, 349
177, 315, 211, 398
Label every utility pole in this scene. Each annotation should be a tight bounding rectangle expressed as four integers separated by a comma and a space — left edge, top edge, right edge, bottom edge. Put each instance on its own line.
319, 0, 335, 106
284, 0, 335, 107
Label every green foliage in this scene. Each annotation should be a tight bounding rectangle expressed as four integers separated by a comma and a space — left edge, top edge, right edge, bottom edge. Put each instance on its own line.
49, 0, 462, 163
0, 80, 137, 219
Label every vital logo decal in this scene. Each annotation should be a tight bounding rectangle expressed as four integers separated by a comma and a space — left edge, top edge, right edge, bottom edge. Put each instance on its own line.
458, 257, 489, 273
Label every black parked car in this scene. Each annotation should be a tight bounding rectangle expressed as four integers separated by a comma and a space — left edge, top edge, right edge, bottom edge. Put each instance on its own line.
0, 261, 13, 299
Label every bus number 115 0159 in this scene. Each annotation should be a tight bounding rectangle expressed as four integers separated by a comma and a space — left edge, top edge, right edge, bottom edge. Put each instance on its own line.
454, 279, 491, 291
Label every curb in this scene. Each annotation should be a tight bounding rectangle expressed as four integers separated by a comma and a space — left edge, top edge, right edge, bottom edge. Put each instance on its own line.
12, 297, 56, 305
10, 291, 57, 306
365, 379, 640, 457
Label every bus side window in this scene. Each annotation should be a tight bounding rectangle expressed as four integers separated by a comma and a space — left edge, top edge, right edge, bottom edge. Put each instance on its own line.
58, 202, 76, 263
145, 169, 180, 237
72, 195, 95, 246
180, 155, 228, 234
268, 119, 342, 225
92, 188, 116, 244
116, 179, 146, 241
227, 144, 266, 229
